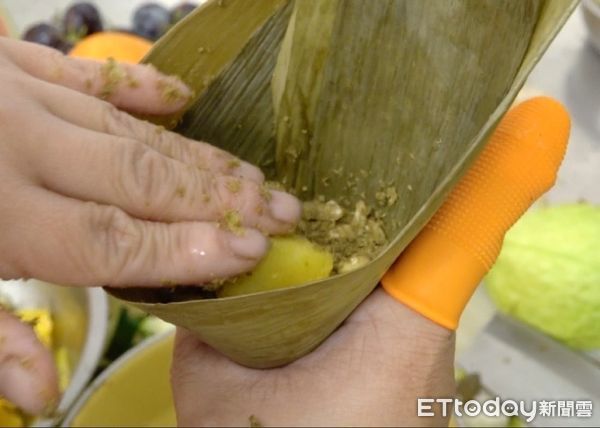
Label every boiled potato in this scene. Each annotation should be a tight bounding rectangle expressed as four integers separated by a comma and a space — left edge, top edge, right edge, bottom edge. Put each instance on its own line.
218, 236, 333, 297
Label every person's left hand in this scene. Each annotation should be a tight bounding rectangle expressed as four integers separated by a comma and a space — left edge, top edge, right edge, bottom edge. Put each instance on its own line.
172, 289, 456, 427
170, 96, 570, 427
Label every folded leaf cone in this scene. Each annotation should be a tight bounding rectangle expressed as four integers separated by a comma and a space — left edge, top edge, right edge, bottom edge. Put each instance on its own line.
109, 0, 577, 368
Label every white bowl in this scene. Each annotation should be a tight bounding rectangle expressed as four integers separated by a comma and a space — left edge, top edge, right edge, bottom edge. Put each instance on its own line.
583, 0, 600, 54
61, 332, 175, 427
0, 280, 109, 426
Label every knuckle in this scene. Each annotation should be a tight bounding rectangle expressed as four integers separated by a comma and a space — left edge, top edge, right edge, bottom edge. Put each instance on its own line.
148, 128, 196, 166
38, 48, 69, 81
84, 204, 140, 282
117, 142, 177, 214
240, 183, 265, 219
215, 177, 263, 223
44, 49, 67, 63
41, 48, 66, 69
214, 176, 237, 211
150, 130, 182, 161
205, 146, 230, 170
168, 136, 191, 163
100, 102, 130, 135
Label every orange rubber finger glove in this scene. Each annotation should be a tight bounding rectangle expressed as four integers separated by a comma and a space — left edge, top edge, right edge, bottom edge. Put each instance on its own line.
381, 96, 571, 330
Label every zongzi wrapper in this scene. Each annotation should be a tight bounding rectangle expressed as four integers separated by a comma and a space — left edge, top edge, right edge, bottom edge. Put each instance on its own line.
109, 0, 578, 368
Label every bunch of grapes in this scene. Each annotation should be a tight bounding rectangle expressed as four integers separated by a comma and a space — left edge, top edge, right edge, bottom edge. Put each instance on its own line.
22, 2, 197, 53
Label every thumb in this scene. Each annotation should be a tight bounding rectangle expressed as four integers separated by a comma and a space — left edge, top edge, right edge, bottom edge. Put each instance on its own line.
382, 96, 570, 330
0, 308, 59, 415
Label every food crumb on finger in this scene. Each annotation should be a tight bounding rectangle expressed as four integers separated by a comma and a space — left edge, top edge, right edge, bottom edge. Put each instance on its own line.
226, 179, 241, 194
156, 76, 189, 104
99, 57, 125, 99
220, 210, 245, 236
227, 159, 241, 170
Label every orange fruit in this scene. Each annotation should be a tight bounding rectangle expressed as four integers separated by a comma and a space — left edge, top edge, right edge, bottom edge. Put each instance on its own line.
70, 31, 152, 63
0, 13, 10, 37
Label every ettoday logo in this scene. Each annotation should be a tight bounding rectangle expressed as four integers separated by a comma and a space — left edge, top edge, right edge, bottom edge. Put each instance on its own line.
417, 398, 593, 422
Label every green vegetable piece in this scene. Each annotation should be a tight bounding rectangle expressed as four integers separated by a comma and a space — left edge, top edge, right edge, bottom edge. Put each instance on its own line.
486, 204, 600, 350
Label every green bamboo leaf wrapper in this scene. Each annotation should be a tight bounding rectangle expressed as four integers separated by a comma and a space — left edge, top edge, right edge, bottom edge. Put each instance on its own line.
109, 0, 578, 368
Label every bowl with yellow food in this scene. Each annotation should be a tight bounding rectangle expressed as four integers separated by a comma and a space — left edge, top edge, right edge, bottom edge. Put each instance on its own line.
62, 332, 176, 427
0, 280, 109, 427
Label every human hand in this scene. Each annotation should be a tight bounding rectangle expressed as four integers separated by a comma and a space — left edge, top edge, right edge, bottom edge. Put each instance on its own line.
171, 97, 570, 427
0, 38, 301, 287
173, 289, 455, 427
0, 37, 301, 415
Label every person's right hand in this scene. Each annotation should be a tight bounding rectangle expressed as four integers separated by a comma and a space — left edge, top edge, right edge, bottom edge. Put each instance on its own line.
0, 37, 301, 415
0, 37, 301, 288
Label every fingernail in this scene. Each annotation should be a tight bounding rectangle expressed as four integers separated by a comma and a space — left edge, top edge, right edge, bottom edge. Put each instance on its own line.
157, 75, 193, 105
171, 76, 193, 100
227, 229, 269, 260
269, 191, 302, 224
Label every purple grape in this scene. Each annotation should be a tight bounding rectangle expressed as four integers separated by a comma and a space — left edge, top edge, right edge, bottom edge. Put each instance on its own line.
133, 3, 171, 41
64, 2, 103, 40
23, 23, 63, 49
63, 2, 103, 41
170, 3, 197, 24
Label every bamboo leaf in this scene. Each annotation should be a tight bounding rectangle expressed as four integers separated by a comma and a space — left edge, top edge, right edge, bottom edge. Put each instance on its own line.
111, 0, 578, 368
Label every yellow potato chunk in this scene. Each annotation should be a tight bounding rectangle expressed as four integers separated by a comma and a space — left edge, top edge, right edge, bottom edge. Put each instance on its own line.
218, 236, 333, 297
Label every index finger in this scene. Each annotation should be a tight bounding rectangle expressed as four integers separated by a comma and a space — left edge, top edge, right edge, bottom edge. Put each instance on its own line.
0, 38, 192, 115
